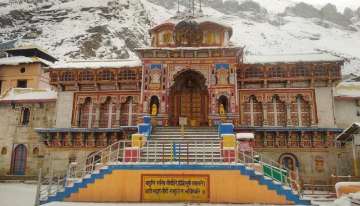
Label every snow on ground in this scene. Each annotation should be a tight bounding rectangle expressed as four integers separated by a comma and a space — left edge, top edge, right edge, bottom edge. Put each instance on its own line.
0, 183, 36, 206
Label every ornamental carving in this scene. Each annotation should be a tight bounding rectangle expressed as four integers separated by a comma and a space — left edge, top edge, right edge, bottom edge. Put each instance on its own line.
174, 20, 203, 47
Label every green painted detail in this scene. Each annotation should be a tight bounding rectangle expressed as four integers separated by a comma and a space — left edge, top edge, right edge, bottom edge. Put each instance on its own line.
262, 164, 288, 184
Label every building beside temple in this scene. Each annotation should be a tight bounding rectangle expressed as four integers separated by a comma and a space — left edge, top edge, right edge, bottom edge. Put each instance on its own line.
0, 12, 356, 186
0, 47, 57, 176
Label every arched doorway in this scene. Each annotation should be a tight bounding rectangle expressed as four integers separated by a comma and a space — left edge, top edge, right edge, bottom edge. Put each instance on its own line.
169, 70, 208, 126
11, 144, 27, 175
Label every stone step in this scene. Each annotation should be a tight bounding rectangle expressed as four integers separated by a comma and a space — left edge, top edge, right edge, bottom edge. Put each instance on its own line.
151, 135, 219, 138
152, 131, 218, 135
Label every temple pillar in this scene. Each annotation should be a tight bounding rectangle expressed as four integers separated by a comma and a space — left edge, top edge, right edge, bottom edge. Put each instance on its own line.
310, 103, 316, 127
94, 103, 100, 128
76, 103, 82, 127
114, 104, 121, 127
262, 102, 268, 126
286, 102, 292, 127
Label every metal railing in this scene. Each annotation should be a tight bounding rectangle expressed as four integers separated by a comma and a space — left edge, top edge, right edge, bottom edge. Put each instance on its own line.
37, 139, 302, 204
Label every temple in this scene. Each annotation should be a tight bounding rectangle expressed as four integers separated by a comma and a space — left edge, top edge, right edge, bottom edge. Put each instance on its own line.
0, 4, 356, 205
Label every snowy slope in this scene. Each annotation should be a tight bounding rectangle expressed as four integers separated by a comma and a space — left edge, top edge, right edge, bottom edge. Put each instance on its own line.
0, 0, 359, 74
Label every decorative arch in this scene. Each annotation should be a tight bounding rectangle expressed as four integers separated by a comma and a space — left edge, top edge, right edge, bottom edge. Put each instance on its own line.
169, 69, 209, 126
279, 153, 299, 171
11, 144, 27, 175
243, 95, 263, 127
149, 96, 160, 116
79, 97, 96, 128
291, 95, 311, 127
267, 95, 286, 127
120, 96, 135, 126
218, 95, 229, 114
99, 96, 116, 128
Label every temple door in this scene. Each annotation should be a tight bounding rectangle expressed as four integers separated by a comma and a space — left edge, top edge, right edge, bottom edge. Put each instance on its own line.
11, 144, 27, 175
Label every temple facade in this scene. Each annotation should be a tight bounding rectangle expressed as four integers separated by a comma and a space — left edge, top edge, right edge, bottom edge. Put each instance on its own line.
0, 13, 354, 185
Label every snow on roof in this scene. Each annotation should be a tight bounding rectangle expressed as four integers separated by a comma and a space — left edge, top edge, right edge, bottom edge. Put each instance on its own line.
335, 82, 360, 98
151, 15, 233, 33
136, 45, 242, 51
245, 53, 343, 64
0, 56, 53, 66
51, 59, 142, 69
0, 88, 57, 102
236, 133, 255, 140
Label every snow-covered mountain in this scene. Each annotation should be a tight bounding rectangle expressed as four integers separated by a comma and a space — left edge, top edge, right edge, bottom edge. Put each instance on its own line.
0, 0, 359, 74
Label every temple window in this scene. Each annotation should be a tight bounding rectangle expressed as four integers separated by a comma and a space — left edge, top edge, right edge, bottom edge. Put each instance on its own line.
160, 31, 173, 45
330, 66, 339, 77
291, 64, 309, 77
79, 71, 94, 81
21, 107, 30, 126
245, 67, 264, 78
50, 72, 58, 82
33, 147, 39, 156
291, 95, 311, 127
203, 31, 220, 45
61, 71, 75, 81
268, 67, 286, 78
99, 97, 116, 128
267, 95, 286, 127
17, 80, 27, 88
98, 70, 114, 81
79, 97, 96, 128
150, 96, 160, 116
118, 70, 137, 80
1, 147, 7, 155
314, 65, 328, 76
120, 96, 135, 126
244, 96, 263, 127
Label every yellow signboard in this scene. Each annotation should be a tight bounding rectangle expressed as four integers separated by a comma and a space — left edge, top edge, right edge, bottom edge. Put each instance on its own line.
141, 174, 209, 202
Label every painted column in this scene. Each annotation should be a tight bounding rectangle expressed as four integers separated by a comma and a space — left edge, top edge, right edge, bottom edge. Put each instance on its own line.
88, 101, 94, 128
128, 98, 133, 126
76, 103, 82, 127
286, 102, 292, 127
262, 102, 268, 126
310, 103, 316, 127
94, 103, 100, 128
115, 104, 121, 127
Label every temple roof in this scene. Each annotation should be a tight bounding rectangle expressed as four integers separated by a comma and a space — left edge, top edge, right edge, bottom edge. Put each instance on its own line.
245, 53, 344, 65
51, 59, 142, 69
0, 88, 57, 103
150, 15, 233, 37
0, 56, 53, 67
6, 46, 58, 63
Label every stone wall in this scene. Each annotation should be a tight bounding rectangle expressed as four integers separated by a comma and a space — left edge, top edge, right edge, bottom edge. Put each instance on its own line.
315, 87, 336, 128
55, 91, 74, 128
0, 101, 56, 176
260, 149, 353, 184
335, 99, 360, 129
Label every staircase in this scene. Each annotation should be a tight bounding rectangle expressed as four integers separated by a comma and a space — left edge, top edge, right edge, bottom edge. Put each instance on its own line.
141, 127, 221, 162
37, 126, 312, 205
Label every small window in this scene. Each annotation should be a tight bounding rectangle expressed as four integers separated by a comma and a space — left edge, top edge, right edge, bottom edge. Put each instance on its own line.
20, 68, 26, 73
69, 155, 76, 164
0, 80, 2, 95
33, 147, 39, 156
1, 147, 7, 155
21, 108, 30, 125
17, 80, 27, 88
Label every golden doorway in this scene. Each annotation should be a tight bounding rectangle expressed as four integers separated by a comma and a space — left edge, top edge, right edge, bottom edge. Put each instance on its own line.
169, 70, 208, 126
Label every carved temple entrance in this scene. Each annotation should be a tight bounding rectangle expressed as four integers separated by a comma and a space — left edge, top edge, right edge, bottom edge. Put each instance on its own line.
169, 70, 208, 126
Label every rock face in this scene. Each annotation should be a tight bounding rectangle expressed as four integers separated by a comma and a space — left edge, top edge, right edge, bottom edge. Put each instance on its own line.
0, 0, 359, 75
